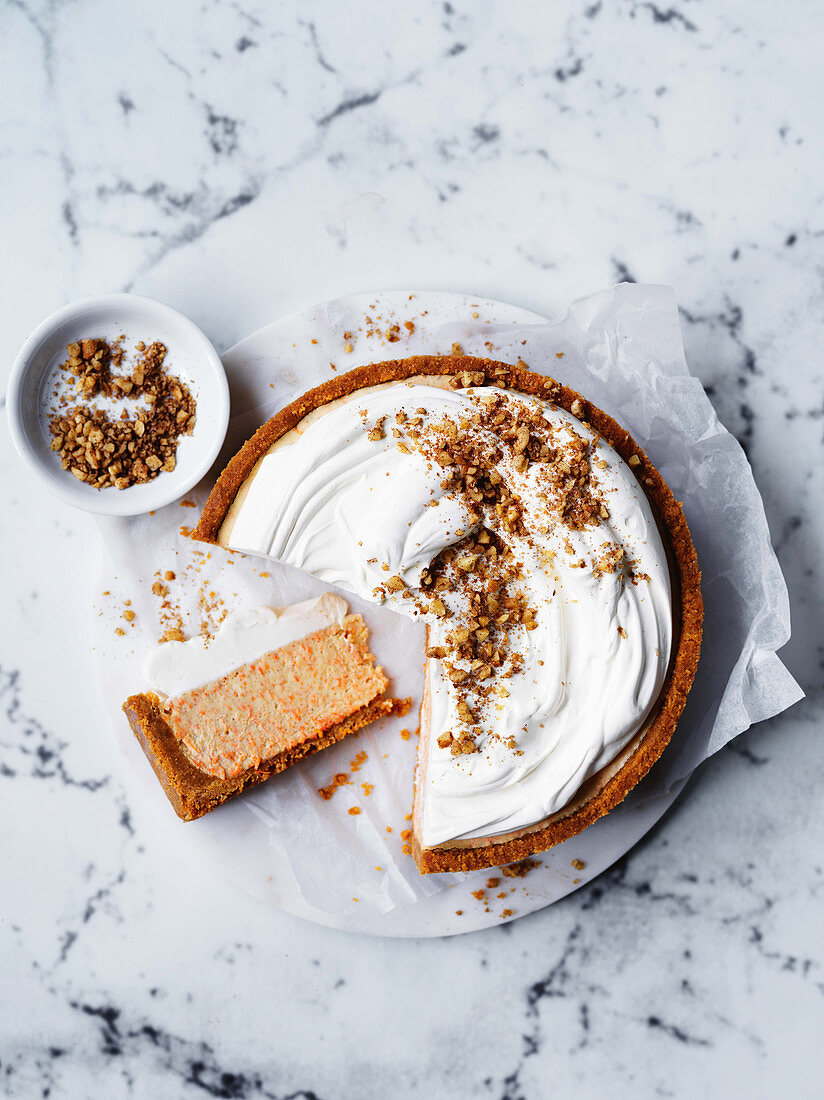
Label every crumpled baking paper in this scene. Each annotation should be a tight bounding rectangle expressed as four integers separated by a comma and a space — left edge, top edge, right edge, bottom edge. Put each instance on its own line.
92, 285, 802, 926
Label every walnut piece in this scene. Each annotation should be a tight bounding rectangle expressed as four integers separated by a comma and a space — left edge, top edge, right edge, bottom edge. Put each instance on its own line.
48, 338, 196, 491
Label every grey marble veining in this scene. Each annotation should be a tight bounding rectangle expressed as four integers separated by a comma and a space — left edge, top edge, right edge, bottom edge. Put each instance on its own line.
1, 1, 822, 1097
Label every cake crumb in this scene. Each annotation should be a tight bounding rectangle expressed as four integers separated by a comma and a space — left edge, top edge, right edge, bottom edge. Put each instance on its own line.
486, 877, 500, 889
361, 782, 374, 797
571, 858, 586, 870
501, 858, 541, 879
115, 627, 126, 637
500, 908, 513, 918
349, 750, 367, 772
318, 772, 350, 800
348, 806, 361, 816
455, 909, 463, 916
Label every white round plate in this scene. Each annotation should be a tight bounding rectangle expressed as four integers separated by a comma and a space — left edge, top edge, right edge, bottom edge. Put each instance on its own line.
91, 290, 686, 937
7, 293, 229, 516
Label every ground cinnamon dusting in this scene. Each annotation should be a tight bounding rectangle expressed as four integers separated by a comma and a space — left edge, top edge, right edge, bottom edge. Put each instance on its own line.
48, 338, 196, 490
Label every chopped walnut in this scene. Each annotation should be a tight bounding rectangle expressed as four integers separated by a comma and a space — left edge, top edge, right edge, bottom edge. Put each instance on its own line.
48, 338, 196, 490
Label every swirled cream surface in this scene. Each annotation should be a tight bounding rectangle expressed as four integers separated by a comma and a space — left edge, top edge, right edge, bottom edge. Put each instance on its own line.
225, 380, 672, 847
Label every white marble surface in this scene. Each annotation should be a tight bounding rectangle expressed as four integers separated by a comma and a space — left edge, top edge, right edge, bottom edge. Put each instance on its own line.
1, 1, 821, 1097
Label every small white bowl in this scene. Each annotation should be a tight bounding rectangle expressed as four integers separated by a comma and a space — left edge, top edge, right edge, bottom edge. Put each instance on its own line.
6, 294, 230, 516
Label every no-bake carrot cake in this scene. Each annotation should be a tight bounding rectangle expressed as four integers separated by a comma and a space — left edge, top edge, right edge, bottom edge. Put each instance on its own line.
194, 355, 702, 872
123, 594, 408, 821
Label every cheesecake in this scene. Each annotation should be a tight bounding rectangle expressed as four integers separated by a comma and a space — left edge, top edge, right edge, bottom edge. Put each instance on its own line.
194, 355, 702, 871
123, 594, 408, 821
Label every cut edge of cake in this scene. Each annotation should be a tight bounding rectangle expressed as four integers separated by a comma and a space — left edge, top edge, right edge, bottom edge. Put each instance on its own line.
123, 614, 411, 821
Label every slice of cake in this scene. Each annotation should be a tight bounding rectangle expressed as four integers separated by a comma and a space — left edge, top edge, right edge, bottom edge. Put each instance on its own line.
193, 355, 702, 871
123, 594, 408, 821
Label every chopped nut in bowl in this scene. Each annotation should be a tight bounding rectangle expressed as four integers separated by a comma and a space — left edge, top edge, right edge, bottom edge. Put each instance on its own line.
6, 294, 229, 516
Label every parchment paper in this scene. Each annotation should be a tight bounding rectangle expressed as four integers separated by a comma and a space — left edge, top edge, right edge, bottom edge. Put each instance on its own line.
92, 285, 802, 926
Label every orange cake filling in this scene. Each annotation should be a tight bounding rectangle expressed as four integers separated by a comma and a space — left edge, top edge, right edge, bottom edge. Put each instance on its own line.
161, 625, 387, 779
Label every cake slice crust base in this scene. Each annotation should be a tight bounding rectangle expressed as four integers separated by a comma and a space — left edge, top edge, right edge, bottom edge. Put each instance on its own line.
124, 691, 409, 822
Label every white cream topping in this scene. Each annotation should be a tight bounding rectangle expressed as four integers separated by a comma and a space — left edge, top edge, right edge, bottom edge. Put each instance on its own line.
226, 382, 672, 847
144, 593, 348, 700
